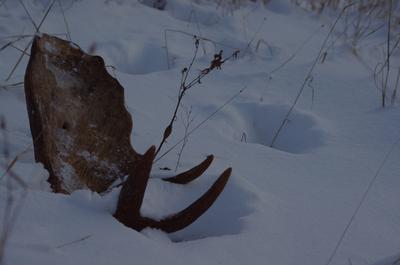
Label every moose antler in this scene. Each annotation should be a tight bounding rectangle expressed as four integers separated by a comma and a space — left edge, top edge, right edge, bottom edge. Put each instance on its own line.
114, 147, 231, 232
24, 34, 231, 233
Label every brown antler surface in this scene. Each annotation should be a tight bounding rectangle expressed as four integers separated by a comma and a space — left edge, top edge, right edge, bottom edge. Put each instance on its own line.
144, 168, 231, 233
25, 34, 232, 233
115, 166, 231, 233
114, 146, 156, 231
163, 155, 214, 184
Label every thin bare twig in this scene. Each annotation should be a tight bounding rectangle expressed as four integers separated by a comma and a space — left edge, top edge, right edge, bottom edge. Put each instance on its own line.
155, 38, 239, 157
255, 39, 273, 57
381, 0, 392, 108
324, 133, 400, 265
5, 0, 56, 81
57, 0, 71, 41
175, 106, 195, 172
268, 24, 324, 76
0, 36, 27, 53
9, 44, 30, 56
0, 147, 32, 182
391, 67, 400, 105
241, 17, 266, 57
1, 33, 67, 41
0, 118, 28, 265
55, 235, 92, 249
187, 4, 207, 55
18, 0, 39, 31
0, 81, 24, 90
164, 28, 170, 69
155, 37, 200, 157
164, 29, 239, 55
240, 132, 247, 143
374, 34, 400, 79
155, 86, 246, 163
270, 3, 354, 147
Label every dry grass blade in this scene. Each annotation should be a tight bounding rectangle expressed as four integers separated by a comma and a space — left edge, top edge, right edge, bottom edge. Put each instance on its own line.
5, 0, 56, 81
155, 87, 246, 163
174, 105, 195, 171
57, 0, 71, 41
156, 38, 239, 158
0, 81, 24, 90
9, 44, 30, 56
0, 147, 32, 181
324, 133, 400, 265
241, 17, 266, 57
0, 182, 27, 265
391, 67, 400, 105
381, 0, 392, 107
187, 5, 207, 55
0, 156, 19, 181
0, 118, 28, 265
5, 39, 33, 82
268, 24, 324, 76
18, 0, 39, 31
270, 3, 354, 148
55, 235, 92, 249
164, 29, 239, 53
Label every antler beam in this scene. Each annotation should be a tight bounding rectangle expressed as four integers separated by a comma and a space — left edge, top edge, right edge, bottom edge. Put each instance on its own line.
24, 34, 232, 233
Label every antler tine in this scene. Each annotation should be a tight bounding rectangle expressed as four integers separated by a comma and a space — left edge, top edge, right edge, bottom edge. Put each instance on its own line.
144, 168, 231, 233
114, 146, 156, 230
163, 155, 214, 184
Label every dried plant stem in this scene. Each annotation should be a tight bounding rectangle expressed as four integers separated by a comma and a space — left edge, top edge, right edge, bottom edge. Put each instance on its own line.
268, 24, 324, 76
391, 67, 400, 105
0, 118, 28, 265
155, 86, 246, 163
5, 0, 56, 81
0, 36, 28, 53
270, 3, 354, 148
155, 38, 239, 157
18, 0, 39, 31
55, 235, 91, 249
5, 39, 33, 82
1, 33, 67, 41
9, 44, 30, 56
324, 134, 400, 265
187, 4, 207, 55
155, 38, 200, 157
381, 0, 392, 108
175, 106, 195, 172
57, 0, 71, 41
240, 132, 247, 143
241, 17, 266, 57
163, 28, 240, 69
255, 39, 273, 56
0, 81, 24, 90
164, 29, 170, 69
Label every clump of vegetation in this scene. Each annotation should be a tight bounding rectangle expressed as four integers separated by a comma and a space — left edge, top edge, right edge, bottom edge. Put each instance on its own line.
293, 0, 399, 53
293, 0, 398, 19
293, 0, 400, 107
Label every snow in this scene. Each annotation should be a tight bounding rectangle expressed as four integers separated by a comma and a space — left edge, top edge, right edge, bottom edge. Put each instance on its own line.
1, 0, 400, 265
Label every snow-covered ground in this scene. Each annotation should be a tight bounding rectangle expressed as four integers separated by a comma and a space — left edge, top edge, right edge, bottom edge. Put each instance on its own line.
1, 0, 400, 264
